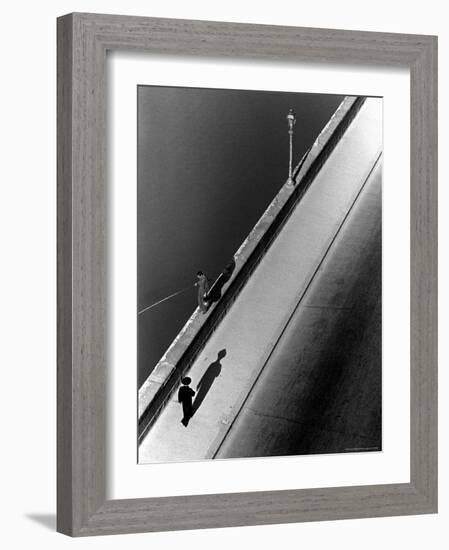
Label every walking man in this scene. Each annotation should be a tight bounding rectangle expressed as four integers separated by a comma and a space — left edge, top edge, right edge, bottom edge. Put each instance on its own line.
178, 377, 195, 427
195, 270, 210, 313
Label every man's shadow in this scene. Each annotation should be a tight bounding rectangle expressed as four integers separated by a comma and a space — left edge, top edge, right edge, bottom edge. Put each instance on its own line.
192, 349, 227, 415
207, 260, 235, 305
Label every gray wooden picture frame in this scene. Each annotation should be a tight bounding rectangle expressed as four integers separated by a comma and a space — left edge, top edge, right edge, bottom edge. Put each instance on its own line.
57, 12, 438, 537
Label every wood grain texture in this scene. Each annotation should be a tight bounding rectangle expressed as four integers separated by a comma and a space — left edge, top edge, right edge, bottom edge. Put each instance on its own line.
57, 12, 438, 536
57, 14, 74, 536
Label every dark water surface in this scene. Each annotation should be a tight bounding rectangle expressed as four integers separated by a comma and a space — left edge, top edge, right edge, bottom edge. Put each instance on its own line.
138, 86, 344, 386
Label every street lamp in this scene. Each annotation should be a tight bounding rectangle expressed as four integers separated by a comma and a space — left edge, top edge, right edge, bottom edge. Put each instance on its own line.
286, 108, 296, 187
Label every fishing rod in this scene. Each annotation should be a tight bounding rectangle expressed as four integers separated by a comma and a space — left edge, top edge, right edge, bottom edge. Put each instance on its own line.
138, 284, 195, 315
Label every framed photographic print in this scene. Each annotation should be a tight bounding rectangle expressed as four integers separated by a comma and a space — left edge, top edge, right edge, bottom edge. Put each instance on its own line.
57, 13, 437, 536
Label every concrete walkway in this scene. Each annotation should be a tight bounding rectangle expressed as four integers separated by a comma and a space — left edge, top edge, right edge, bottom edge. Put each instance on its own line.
216, 160, 381, 458
139, 98, 382, 464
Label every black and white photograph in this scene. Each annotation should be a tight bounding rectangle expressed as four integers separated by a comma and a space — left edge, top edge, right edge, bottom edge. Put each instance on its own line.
137, 86, 382, 464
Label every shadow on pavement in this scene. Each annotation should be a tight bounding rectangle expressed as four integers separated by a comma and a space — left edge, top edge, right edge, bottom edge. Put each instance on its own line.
192, 349, 227, 415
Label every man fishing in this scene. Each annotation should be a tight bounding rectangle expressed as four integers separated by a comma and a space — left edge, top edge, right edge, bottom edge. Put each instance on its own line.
137, 269, 212, 316
195, 270, 210, 313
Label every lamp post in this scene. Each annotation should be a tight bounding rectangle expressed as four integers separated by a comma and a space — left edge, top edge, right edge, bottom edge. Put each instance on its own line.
286, 108, 296, 187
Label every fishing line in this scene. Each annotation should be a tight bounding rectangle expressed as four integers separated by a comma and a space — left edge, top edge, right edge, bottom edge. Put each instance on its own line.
138, 285, 195, 315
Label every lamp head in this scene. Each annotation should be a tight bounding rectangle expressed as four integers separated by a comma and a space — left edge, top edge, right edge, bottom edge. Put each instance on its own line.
286, 108, 296, 129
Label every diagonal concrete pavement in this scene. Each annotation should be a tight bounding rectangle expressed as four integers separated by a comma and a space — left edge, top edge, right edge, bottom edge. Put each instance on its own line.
216, 160, 381, 458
